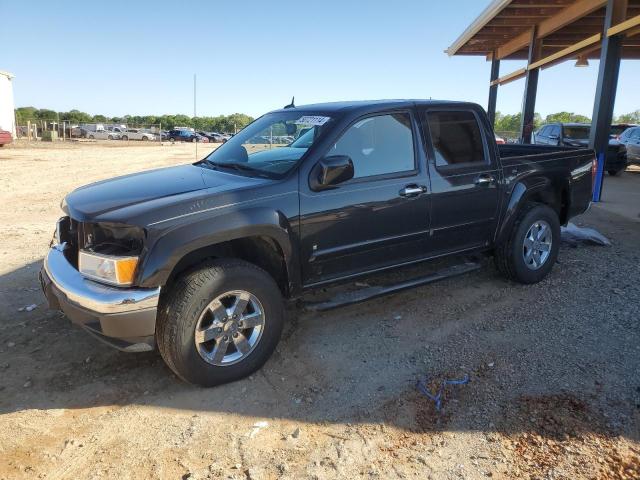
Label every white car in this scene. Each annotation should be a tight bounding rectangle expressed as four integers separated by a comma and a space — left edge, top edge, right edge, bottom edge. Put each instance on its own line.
85, 129, 120, 140
120, 129, 155, 141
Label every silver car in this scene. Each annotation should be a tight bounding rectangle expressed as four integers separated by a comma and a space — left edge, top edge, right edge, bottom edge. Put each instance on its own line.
85, 129, 120, 140
121, 129, 156, 141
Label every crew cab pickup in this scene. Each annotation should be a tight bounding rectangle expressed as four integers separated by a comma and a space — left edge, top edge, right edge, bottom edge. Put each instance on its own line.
40, 100, 594, 386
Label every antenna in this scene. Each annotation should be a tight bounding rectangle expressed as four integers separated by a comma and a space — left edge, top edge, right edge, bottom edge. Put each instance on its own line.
284, 96, 295, 109
194, 73, 197, 159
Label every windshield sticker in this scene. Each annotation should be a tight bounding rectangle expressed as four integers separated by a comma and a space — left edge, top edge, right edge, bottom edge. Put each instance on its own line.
294, 115, 331, 126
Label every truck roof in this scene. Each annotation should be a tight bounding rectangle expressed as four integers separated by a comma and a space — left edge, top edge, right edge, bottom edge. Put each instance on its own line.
271, 99, 479, 114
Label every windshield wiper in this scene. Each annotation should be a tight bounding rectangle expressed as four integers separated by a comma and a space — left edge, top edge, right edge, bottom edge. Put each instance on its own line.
206, 161, 271, 178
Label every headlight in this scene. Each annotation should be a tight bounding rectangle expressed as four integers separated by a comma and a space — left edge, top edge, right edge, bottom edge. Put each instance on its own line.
79, 250, 139, 286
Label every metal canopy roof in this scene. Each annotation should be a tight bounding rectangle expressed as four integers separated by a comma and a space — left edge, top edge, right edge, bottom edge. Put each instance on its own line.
447, 0, 640, 60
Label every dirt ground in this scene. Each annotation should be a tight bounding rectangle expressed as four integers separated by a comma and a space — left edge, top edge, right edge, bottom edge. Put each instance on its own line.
0, 142, 638, 480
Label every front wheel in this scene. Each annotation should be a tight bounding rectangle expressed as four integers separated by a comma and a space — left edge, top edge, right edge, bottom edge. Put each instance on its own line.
494, 203, 560, 284
156, 259, 285, 387
191, 137, 197, 143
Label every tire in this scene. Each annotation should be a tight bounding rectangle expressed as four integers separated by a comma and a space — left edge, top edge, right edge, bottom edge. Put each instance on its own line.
494, 203, 560, 284
192, 137, 197, 143
156, 259, 285, 387
122, 135, 128, 141
88, 135, 95, 140
108, 135, 113, 140
608, 169, 621, 176
142, 136, 148, 141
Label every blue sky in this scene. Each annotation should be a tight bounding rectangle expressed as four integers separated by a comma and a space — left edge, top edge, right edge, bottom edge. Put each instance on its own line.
1, 0, 638, 118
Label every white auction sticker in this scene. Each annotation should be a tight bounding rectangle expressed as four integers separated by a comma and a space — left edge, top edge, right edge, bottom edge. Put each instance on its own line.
294, 115, 331, 126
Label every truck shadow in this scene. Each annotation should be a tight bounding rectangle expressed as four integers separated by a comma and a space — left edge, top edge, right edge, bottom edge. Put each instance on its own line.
0, 240, 638, 444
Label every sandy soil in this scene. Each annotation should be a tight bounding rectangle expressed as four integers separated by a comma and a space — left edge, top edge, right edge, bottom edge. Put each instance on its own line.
0, 142, 638, 480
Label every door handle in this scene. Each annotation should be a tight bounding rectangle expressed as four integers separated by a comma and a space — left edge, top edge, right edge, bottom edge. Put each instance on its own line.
474, 174, 496, 186
399, 185, 427, 197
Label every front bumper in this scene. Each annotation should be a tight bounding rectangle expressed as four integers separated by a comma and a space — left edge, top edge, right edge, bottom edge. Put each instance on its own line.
40, 244, 160, 352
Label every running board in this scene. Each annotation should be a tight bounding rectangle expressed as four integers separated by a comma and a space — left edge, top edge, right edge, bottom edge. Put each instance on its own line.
304, 261, 482, 312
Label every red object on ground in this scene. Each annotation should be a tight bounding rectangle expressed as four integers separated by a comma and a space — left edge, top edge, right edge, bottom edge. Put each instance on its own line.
0, 130, 12, 147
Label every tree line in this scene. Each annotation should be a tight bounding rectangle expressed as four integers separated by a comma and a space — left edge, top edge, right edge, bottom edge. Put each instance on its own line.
494, 110, 640, 133
14, 107, 255, 133
15, 106, 640, 135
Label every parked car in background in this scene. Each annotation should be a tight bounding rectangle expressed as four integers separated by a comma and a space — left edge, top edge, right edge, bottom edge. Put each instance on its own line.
85, 129, 120, 140
167, 129, 209, 143
41, 100, 595, 386
610, 123, 638, 140
197, 131, 227, 143
0, 129, 12, 147
495, 134, 505, 144
534, 123, 628, 176
618, 126, 640, 163
211, 132, 228, 143
121, 129, 155, 141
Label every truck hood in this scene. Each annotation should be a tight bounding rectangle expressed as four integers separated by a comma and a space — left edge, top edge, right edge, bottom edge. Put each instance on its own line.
64, 163, 271, 223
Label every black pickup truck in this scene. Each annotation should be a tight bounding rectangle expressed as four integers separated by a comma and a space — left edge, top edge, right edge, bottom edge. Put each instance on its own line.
41, 100, 594, 386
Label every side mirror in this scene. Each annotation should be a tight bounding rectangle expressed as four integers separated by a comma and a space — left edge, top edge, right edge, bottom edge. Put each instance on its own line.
311, 155, 354, 190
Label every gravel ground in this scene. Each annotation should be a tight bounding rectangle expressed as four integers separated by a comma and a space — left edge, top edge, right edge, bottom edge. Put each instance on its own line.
0, 143, 638, 480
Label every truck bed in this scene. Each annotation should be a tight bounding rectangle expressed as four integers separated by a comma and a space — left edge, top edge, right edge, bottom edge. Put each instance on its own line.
497, 143, 594, 222
497, 143, 589, 159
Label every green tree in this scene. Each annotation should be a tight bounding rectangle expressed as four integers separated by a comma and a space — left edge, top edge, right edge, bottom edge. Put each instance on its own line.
544, 112, 590, 124
62, 109, 93, 123
494, 112, 521, 133
615, 110, 640, 124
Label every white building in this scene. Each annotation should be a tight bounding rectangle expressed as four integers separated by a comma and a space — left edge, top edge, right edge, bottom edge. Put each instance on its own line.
0, 71, 16, 138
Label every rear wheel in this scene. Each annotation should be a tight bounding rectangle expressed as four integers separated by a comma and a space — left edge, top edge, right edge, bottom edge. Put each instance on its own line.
156, 259, 285, 387
121, 135, 128, 141
108, 135, 114, 140
192, 137, 197, 143
88, 134, 95, 140
142, 136, 148, 141
494, 203, 560, 284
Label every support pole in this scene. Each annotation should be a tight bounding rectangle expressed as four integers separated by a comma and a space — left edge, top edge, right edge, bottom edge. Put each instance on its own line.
487, 53, 500, 128
520, 28, 541, 144
589, 0, 627, 202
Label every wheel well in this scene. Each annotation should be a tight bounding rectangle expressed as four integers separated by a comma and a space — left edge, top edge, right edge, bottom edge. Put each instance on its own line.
165, 236, 290, 297
527, 186, 569, 224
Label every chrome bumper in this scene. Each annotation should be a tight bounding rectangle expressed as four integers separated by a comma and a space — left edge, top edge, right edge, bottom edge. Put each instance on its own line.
41, 244, 160, 351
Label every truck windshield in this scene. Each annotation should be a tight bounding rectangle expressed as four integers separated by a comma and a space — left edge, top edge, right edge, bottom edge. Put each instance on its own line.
202, 112, 332, 178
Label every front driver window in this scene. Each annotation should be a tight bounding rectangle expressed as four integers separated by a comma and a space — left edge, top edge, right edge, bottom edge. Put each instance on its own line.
328, 113, 415, 179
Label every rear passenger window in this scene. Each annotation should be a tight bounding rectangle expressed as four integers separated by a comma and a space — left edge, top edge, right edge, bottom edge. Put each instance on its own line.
329, 113, 415, 179
425, 111, 486, 167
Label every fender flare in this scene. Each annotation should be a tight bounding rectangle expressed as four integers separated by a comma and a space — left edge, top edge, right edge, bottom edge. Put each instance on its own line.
495, 176, 556, 245
137, 207, 297, 289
